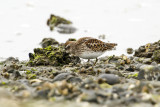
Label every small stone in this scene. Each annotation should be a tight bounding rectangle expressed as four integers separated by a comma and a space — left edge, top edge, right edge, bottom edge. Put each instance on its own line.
151, 61, 157, 66
21, 90, 31, 98
53, 72, 71, 82
138, 65, 160, 80
127, 48, 134, 54
98, 74, 120, 85
62, 88, 68, 96
47, 14, 72, 31
142, 58, 152, 64
27, 74, 36, 79
3, 72, 10, 79
140, 65, 155, 72
126, 65, 135, 72
152, 50, 160, 63
67, 77, 82, 83
100, 83, 112, 89
30, 79, 42, 84
40, 38, 59, 48
3, 57, 19, 63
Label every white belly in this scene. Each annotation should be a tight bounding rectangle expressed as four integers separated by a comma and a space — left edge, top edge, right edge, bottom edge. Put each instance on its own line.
78, 51, 105, 59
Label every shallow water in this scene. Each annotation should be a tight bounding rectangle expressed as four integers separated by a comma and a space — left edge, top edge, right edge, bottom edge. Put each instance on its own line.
0, 0, 160, 61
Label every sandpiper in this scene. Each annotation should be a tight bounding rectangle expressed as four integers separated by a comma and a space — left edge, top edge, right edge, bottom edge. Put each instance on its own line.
65, 37, 117, 64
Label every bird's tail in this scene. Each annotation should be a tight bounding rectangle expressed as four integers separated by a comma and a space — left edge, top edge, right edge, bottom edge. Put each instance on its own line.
105, 43, 117, 50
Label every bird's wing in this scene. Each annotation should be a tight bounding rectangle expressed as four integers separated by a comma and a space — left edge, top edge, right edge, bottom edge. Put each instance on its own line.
85, 39, 107, 52
76, 37, 94, 45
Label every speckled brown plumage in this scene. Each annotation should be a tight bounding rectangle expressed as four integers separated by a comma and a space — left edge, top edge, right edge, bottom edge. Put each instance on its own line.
65, 37, 117, 60
85, 39, 117, 52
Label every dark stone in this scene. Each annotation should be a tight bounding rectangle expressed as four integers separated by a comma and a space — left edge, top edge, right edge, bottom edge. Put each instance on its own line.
36, 89, 50, 98
53, 72, 71, 82
12, 70, 21, 78
67, 77, 82, 83
3, 57, 19, 63
98, 74, 120, 85
40, 38, 59, 48
126, 48, 134, 54
126, 66, 135, 72
29, 53, 34, 60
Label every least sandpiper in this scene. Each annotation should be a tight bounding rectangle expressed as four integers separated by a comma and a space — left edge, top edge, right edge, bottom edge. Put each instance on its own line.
65, 37, 117, 64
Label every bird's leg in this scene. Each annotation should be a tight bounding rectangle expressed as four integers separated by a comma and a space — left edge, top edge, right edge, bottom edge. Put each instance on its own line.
94, 58, 98, 65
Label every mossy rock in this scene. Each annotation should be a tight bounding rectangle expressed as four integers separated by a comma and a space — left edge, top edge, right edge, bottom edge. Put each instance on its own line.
40, 38, 59, 48
127, 73, 138, 78
27, 74, 37, 79
152, 50, 160, 63
27, 45, 80, 66
134, 40, 160, 63
47, 14, 72, 31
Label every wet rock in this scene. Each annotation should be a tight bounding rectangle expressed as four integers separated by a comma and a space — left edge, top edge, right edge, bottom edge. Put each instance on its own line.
134, 40, 160, 63
30, 79, 42, 84
2, 57, 19, 63
37, 80, 81, 98
47, 14, 72, 31
127, 48, 134, 54
142, 58, 152, 64
152, 50, 160, 63
127, 72, 138, 79
138, 65, 160, 80
12, 70, 21, 79
53, 72, 72, 82
27, 74, 37, 79
37, 89, 50, 98
67, 76, 82, 83
1, 72, 10, 79
151, 61, 158, 66
40, 38, 59, 48
99, 83, 112, 89
126, 65, 135, 72
2, 63, 22, 73
79, 90, 107, 104
27, 45, 80, 66
138, 70, 145, 80
98, 74, 120, 85
80, 78, 98, 90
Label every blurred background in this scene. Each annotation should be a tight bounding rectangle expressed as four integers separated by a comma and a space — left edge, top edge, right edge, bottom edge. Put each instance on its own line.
0, 0, 160, 61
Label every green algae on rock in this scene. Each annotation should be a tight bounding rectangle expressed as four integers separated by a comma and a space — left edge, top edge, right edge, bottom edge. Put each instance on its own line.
134, 40, 160, 63
40, 38, 59, 48
47, 14, 72, 31
152, 50, 160, 63
27, 45, 80, 66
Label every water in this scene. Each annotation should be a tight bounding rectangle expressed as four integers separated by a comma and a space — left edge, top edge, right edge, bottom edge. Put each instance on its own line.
0, 0, 160, 61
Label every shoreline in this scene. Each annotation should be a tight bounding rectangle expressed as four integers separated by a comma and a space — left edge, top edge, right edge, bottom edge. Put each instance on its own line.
0, 39, 160, 107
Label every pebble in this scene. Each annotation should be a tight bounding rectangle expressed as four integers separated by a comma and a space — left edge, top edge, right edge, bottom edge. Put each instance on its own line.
98, 74, 120, 85
127, 48, 134, 54
53, 72, 71, 82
